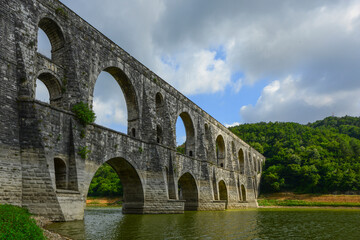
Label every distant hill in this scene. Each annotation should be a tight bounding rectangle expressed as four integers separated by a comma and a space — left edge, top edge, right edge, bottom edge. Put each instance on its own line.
309, 116, 360, 140
229, 116, 360, 194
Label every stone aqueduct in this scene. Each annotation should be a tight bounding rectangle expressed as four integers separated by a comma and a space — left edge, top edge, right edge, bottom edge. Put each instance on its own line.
0, 0, 265, 221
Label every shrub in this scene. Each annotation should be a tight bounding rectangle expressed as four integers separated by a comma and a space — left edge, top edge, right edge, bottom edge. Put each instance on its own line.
72, 102, 96, 126
0, 204, 45, 240
78, 146, 91, 159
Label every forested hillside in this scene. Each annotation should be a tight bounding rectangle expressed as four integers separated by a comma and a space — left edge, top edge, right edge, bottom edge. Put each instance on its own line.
229, 116, 360, 194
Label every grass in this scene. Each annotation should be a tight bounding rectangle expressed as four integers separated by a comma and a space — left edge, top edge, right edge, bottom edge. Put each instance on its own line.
0, 204, 45, 240
258, 199, 360, 207
258, 192, 360, 207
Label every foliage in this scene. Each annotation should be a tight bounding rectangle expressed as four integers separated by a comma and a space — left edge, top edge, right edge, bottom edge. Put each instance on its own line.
78, 146, 91, 159
176, 143, 185, 155
229, 116, 360, 194
72, 102, 96, 126
55, 7, 68, 18
0, 205, 45, 240
88, 163, 123, 197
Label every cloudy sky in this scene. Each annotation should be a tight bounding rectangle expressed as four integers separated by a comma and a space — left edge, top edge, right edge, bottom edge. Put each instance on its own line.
37, 0, 360, 136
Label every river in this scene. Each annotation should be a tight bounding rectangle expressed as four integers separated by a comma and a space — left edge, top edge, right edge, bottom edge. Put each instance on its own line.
47, 208, 360, 239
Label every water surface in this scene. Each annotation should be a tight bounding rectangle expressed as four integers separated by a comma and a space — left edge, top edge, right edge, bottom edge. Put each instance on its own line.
47, 208, 360, 240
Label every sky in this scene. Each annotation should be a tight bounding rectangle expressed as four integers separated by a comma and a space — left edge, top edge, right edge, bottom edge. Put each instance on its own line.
36, 0, 360, 142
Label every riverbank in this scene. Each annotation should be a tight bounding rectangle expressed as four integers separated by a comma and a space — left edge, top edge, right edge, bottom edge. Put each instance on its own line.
33, 216, 71, 240
86, 196, 122, 207
258, 192, 360, 207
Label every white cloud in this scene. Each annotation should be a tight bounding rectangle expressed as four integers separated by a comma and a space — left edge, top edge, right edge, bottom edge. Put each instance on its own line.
92, 72, 128, 132
156, 49, 231, 95
240, 75, 360, 124
225, 122, 241, 128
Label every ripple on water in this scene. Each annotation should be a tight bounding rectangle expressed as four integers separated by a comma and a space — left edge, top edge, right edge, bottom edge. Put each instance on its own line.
47, 208, 360, 240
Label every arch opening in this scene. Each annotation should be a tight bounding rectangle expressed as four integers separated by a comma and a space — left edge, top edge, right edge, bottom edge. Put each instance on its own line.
178, 172, 199, 211
88, 158, 144, 214
54, 158, 67, 190
175, 112, 195, 157
238, 149, 245, 174
157, 125, 163, 144
35, 72, 62, 106
241, 184, 247, 202
216, 135, 225, 168
218, 180, 228, 209
155, 92, 164, 115
93, 69, 139, 135
37, 18, 65, 63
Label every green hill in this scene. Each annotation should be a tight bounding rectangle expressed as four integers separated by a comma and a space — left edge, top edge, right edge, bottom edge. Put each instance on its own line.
229, 116, 360, 194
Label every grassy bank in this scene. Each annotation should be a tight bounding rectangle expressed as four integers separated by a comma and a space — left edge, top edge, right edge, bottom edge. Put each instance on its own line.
0, 204, 45, 240
258, 192, 360, 207
86, 196, 122, 207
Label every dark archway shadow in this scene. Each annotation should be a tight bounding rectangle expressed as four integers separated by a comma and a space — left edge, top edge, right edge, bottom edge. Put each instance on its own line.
88, 157, 144, 214
218, 180, 228, 209
178, 172, 199, 211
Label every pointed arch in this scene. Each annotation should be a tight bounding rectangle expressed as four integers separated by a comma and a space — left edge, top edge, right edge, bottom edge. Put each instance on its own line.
38, 17, 65, 52
156, 125, 163, 144
87, 157, 144, 213
178, 172, 198, 210
92, 67, 139, 135
218, 180, 228, 209
216, 135, 226, 168
238, 148, 245, 174
155, 92, 164, 115
37, 17, 66, 64
54, 158, 67, 190
35, 72, 62, 106
175, 112, 195, 156
241, 184, 247, 201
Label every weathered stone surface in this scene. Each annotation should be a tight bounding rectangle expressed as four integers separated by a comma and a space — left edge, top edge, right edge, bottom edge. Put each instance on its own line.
0, 0, 265, 221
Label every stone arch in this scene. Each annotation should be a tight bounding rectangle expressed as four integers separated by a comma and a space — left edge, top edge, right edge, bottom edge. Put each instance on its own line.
156, 125, 163, 144
54, 158, 67, 190
175, 112, 195, 157
216, 135, 226, 168
37, 17, 65, 63
155, 92, 164, 115
241, 184, 247, 201
238, 148, 245, 174
92, 67, 139, 136
89, 157, 144, 213
178, 172, 199, 210
218, 180, 228, 209
35, 72, 62, 106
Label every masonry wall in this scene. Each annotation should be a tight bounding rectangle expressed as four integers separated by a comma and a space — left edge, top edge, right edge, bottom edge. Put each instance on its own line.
0, 0, 265, 221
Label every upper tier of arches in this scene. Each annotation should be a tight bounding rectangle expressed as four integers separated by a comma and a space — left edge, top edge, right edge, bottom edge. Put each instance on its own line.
32, 12, 264, 175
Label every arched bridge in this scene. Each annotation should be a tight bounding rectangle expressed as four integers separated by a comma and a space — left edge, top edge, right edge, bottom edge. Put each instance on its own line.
0, 0, 265, 221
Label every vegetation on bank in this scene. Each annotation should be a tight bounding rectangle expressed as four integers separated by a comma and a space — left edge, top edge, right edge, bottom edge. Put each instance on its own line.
258, 199, 360, 207
0, 204, 45, 240
229, 116, 360, 194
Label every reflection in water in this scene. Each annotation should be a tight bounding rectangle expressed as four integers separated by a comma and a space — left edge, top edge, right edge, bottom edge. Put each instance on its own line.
47, 208, 360, 240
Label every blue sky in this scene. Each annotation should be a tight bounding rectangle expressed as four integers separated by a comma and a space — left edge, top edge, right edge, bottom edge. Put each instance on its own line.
36, 0, 360, 143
